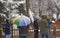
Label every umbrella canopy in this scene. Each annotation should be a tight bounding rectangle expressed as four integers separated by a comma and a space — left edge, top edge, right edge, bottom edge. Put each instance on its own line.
12, 16, 21, 26
18, 15, 31, 26
11, 15, 31, 27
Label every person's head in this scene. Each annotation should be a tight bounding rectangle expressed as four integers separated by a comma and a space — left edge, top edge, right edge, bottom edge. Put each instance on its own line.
46, 15, 51, 20
33, 15, 40, 20
41, 11, 49, 19
6, 19, 9, 23
41, 15, 47, 19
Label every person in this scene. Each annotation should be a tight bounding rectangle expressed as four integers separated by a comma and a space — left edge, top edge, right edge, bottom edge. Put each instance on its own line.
33, 15, 40, 38
47, 16, 51, 30
47, 16, 52, 38
39, 15, 49, 38
3, 19, 10, 38
33, 19, 39, 38
18, 26, 28, 38
17, 13, 30, 38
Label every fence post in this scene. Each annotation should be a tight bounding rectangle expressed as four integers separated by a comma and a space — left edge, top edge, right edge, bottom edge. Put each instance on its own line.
0, 25, 2, 38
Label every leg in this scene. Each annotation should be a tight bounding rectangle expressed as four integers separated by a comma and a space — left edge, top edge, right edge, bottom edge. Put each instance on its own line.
19, 27, 27, 38
46, 33, 49, 38
34, 30, 38, 38
42, 34, 44, 38
23, 36, 26, 38
6, 34, 10, 38
20, 35, 26, 38
20, 35, 23, 38
6, 35, 7, 38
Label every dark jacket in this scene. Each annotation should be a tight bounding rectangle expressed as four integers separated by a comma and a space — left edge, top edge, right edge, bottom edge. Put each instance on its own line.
33, 19, 39, 38
4, 20, 10, 34
34, 19, 39, 30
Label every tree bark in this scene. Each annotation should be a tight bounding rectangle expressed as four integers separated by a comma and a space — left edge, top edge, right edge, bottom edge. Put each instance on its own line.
26, 0, 30, 16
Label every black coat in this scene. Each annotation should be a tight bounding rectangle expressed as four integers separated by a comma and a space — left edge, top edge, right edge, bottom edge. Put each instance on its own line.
34, 19, 39, 30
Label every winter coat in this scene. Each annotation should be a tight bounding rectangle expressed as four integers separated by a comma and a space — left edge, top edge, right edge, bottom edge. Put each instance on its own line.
39, 18, 48, 34
4, 23, 10, 34
4, 19, 10, 34
33, 19, 39, 30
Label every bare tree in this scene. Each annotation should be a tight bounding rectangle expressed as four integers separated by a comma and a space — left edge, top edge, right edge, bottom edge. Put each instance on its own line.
30, 0, 58, 19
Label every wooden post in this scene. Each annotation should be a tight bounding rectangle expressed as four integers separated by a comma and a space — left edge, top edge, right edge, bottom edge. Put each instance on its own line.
0, 24, 2, 38
11, 24, 13, 38
53, 24, 56, 38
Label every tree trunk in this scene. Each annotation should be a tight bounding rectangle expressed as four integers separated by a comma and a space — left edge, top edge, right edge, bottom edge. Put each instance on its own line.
26, 0, 30, 16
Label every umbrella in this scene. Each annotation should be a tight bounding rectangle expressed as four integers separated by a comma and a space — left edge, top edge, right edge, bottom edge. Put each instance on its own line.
12, 16, 21, 26
11, 15, 31, 26
18, 15, 31, 26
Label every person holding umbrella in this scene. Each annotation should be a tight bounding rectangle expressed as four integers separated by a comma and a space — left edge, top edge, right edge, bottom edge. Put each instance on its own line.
11, 13, 31, 38
17, 14, 31, 38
